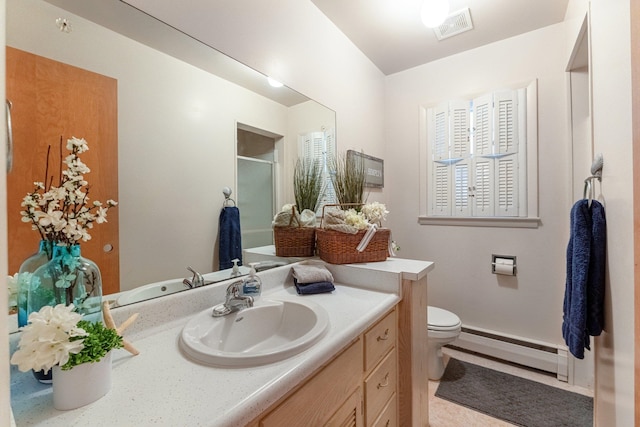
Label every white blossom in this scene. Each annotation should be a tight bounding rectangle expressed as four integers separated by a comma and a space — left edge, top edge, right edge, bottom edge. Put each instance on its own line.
20, 138, 117, 245
10, 304, 87, 373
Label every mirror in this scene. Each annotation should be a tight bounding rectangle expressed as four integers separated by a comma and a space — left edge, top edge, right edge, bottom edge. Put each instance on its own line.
6, 0, 336, 305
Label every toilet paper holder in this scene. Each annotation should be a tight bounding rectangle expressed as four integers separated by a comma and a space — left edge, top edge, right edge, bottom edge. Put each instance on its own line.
491, 255, 517, 276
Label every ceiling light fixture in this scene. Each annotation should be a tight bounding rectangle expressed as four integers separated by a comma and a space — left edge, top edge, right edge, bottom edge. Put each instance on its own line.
267, 77, 283, 88
421, 0, 449, 28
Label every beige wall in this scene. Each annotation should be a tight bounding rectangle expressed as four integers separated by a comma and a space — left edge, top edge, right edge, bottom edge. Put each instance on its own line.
588, 0, 635, 424
385, 24, 571, 344
123, 0, 389, 197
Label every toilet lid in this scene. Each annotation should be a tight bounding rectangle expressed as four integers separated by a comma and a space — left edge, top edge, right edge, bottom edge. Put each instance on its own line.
428, 306, 461, 331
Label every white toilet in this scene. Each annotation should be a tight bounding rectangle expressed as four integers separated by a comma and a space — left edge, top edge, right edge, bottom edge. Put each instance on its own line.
427, 306, 462, 380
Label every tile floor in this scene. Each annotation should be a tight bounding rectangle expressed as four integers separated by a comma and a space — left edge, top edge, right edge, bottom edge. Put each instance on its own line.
428, 347, 593, 427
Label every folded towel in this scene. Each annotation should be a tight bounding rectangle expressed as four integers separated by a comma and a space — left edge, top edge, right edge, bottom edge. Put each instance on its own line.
294, 278, 335, 295
291, 262, 334, 284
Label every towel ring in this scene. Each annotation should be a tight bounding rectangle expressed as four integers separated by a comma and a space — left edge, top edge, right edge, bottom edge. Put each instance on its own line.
583, 176, 600, 207
222, 186, 236, 207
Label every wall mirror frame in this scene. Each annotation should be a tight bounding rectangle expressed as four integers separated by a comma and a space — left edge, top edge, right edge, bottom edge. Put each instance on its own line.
6, 0, 336, 306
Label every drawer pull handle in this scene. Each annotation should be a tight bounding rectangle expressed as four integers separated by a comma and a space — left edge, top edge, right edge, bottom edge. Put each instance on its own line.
377, 373, 389, 389
385, 421, 390, 427
377, 328, 390, 341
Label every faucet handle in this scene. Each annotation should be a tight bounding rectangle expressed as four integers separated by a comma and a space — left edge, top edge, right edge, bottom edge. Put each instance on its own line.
186, 266, 204, 287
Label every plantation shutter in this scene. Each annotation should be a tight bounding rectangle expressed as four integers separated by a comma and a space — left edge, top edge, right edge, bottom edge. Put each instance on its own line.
300, 131, 336, 214
450, 100, 470, 159
452, 160, 471, 216
494, 90, 519, 216
494, 91, 518, 155
449, 100, 471, 216
432, 161, 451, 215
472, 157, 494, 216
473, 94, 493, 156
426, 87, 526, 218
433, 102, 449, 161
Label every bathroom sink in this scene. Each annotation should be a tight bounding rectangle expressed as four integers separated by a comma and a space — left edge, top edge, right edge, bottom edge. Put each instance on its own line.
179, 298, 330, 367
117, 279, 187, 306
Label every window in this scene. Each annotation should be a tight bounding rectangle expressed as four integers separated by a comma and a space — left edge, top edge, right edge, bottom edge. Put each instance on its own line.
299, 128, 337, 214
419, 80, 539, 227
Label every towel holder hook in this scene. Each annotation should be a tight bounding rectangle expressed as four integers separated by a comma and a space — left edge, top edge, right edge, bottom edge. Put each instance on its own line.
583, 154, 603, 207
222, 186, 236, 207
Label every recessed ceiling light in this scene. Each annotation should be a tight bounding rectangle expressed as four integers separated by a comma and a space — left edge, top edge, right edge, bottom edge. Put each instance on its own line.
267, 77, 283, 88
421, 0, 449, 28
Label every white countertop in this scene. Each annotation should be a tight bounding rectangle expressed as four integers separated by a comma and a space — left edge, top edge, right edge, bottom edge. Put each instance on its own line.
10, 258, 432, 426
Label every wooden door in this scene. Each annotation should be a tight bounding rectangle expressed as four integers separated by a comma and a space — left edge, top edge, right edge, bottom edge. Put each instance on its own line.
6, 47, 120, 295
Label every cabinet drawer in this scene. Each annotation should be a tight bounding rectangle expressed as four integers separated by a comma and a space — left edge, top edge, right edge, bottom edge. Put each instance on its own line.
364, 309, 396, 372
371, 394, 397, 427
364, 348, 397, 425
261, 338, 363, 427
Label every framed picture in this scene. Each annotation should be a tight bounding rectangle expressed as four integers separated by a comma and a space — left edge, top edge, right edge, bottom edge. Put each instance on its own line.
347, 150, 384, 188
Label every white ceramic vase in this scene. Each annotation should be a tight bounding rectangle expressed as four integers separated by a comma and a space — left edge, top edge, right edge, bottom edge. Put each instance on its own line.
52, 352, 112, 410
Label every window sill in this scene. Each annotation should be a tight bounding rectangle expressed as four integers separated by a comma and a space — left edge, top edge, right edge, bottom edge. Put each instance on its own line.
418, 216, 540, 228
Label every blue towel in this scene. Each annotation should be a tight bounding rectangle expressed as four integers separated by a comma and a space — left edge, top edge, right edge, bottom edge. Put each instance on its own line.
294, 278, 335, 295
219, 206, 242, 270
562, 199, 606, 359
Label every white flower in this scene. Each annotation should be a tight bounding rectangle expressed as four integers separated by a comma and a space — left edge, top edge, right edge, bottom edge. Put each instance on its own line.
10, 304, 87, 373
19, 137, 117, 245
7, 273, 20, 309
344, 209, 369, 230
361, 202, 388, 224
66, 136, 89, 153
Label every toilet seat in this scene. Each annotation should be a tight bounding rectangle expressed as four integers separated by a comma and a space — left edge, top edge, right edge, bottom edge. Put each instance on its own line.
428, 306, 461, 332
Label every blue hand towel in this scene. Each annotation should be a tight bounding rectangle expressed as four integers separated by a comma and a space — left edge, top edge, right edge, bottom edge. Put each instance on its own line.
562, 199, 607, 359
219, 206, 242, 270
294, 278, 335, 295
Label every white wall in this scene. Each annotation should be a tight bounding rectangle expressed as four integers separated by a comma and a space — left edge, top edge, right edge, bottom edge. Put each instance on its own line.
581, 0, 634, 424
123, 0, 389, 195
385, 24, 571, 346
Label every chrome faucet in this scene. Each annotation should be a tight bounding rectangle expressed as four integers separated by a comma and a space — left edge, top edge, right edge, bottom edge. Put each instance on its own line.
183, 266, 205, 289
212, 280, 254, 317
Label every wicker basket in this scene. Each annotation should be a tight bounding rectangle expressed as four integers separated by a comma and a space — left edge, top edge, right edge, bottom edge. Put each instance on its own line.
274, 226, 316, 257
273, 206, 316, 257
315, 228, 390, 264
315, 204, 390, 264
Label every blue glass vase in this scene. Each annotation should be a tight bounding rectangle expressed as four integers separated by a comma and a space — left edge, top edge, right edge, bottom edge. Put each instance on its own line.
29, 244, 103, 321
17, 240, 53, 327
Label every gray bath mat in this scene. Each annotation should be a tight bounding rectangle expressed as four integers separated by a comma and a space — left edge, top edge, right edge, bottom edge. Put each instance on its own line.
435, 358, 593, 427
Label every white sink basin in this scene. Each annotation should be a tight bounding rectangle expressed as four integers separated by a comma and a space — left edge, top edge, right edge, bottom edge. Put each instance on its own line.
179, 298, 330, 367
117, 279, 187, 306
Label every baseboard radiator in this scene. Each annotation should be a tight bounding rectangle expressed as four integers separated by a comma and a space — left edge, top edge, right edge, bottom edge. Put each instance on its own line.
451, 326, 569, 382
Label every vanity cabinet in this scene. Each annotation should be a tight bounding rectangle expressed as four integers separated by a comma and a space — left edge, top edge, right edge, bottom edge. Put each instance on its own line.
364, 309, 398, 426
255, 307, 398, 427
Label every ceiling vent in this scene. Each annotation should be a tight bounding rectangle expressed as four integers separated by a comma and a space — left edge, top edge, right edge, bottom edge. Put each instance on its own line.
433, 8, 474, 41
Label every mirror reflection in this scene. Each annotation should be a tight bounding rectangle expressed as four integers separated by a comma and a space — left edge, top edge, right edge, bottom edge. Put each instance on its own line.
6, 0, 336, 306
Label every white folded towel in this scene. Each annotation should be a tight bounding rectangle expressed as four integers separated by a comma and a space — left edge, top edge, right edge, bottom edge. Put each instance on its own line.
291, 262, 334, 284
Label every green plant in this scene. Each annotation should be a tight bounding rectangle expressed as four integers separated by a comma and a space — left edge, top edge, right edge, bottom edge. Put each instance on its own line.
331, 151, 366, 206
293, 157, 322, 213
10, 304, 123, 373
63, 320, 123, 370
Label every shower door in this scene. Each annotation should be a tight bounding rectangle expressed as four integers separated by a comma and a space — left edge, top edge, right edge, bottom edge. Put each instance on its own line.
237, 156, 275, 250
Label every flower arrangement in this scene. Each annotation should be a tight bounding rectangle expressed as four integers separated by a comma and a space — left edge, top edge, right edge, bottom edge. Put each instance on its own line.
10, 304, 123, 373
345, 201, 389, 229
20, 136, 117, 246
